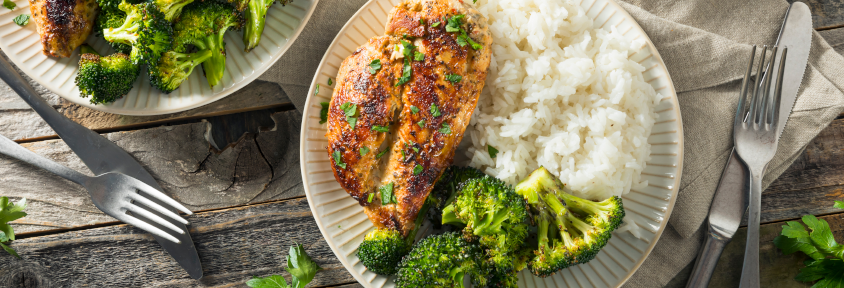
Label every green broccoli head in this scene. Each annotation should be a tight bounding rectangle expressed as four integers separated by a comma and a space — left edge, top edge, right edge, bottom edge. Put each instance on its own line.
441, 176, 529, 272
152, 0, 195, 22
356, 228, 410, 275
241, 0, 292, 52
514, 166, 625, 277
103, 1, 173, 66
396, 232, 493, 288
75, 52, 140, 104
485, 268, 520, 288
175, 2, 242, 87
96, 8, 133, 54
428, 166, 486, 228
149, 50, 213, 93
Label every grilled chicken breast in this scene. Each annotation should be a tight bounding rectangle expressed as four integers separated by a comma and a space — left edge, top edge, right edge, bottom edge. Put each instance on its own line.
326, 0, 491, 236
29, 0, 99, 58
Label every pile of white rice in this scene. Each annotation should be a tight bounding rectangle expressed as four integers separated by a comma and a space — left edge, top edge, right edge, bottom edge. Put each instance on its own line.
467, 0, 664, 227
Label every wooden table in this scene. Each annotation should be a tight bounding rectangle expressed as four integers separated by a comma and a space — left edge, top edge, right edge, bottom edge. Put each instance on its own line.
1, 1, 844, 287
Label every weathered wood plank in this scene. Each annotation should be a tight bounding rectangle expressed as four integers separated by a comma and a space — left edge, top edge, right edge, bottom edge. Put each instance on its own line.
0, 197, 356, 287
0, 110, 304, 234
789, 0, 844, 30
0, 50, 292, 142
819, 27, 844, 57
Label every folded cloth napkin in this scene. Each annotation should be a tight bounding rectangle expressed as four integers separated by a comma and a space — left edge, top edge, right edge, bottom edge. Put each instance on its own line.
259, 0, 844, 286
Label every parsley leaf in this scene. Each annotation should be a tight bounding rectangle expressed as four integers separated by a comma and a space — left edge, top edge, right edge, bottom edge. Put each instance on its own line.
774, 202, 844, 286
439, 123, 451, 134
412, 146, 419, 153
339, 102, 358, 129
419, 18, 424, 25
287, 243, 322, 288
369, 59, 382, 74
13, 14, 28, 26
367, 193, 375, 203
319, 102, 329, 124
417, 119, 425, 128
410, 106, 420, 114
488, 145, 499, 158
372, 125, 389, 132
401, 40, 415, 58
432, 21, 441, 27
3, 0, 14, 10
401, 149, 406, 161
380, 183, 395, 204
836, 201, 844, 210
0, 197, 26, 258
413, 165, 423, 175
414, 51, 425, 61
445, 74, 462, 83
376, 149, 388, 159
396, 60, 412, 86
430, 104, 441, 117
332, 151, 346, 169
246, 275, 289, 288
314, 84, 319, 95
446, 15, 464, 33
360, 146, 369, 156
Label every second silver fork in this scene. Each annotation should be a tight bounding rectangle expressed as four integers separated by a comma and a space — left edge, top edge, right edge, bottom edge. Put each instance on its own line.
735, 45, 788, 288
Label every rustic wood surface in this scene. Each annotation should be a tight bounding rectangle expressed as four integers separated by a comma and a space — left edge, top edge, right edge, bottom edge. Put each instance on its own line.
2, 1, 844, 287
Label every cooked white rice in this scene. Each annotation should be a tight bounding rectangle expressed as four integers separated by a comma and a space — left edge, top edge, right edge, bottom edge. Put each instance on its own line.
467, 0, 663, 212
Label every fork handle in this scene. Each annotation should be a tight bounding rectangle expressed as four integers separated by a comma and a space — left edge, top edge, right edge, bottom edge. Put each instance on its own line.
739, 170, 763, 288
0, 134, 87, 185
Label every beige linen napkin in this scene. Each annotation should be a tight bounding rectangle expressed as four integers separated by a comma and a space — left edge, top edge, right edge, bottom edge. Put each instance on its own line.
259, 0, 844, 286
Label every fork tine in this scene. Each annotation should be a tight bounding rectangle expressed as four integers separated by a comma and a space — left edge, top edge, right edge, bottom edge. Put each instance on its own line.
118, 213, 181, 243
748, 46, 768, 124
131, 180, 193, 215
129, 194, 189, 225
125, 204, 185, 234
772, 47, 788, 127
735, 45, 757, 128
761, 46, 778, 126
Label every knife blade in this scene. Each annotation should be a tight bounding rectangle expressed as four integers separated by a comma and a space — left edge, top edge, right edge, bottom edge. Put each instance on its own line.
685, 3, 811, 287
0, 57, 203, 279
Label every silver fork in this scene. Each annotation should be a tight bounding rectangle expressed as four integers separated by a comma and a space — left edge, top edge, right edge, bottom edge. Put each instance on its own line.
735, 45, 787, 288
0, 134, 192, 244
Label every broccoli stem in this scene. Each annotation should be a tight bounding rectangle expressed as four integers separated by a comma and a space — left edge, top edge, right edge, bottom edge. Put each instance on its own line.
559, 192, 613, 216
472, 209, 509, 235
103, 22, 141, 45
243, 0, 273, 52
441, 204, 464, 227
80, 45, 99, 56
536, 208, 551, 253
175, 50, 213, 74
199, 31, 227, 88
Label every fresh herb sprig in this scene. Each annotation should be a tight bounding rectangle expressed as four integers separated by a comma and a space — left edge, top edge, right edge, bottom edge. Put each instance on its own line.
774, 202, 844, 287
0, 197, 26, 258
444, 14, 482, 50
246, 243, 322, 288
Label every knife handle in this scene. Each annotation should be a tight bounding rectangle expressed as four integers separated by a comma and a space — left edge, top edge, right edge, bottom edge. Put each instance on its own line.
686, 227, 731, 288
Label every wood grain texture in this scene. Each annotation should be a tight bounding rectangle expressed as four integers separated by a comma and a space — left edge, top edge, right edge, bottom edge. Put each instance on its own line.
0, 110, 304, 234
819, 27, 844, 56
0, 197, 356, 287
790, 0, 844, 30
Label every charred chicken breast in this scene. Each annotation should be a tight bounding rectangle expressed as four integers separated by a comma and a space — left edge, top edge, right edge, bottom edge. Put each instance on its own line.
326, 0, 491, 236
29, 0, 98, 58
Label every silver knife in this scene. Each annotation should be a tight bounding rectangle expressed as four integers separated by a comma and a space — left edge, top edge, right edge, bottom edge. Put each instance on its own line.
685, 2, 811, 287
0, 56, 204, 279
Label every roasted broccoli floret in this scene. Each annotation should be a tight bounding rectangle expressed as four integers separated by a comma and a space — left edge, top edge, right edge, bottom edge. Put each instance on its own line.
96, 7, 133, 54
485, 268, 519, 288
174, 2, 242, 88
152, 0, 195, 22
357, 199, 431, 275
396, 232, 492, 288
356, 228, 410, 275
514, 166, 625, 277
241, 0, 292, 52
74, 46, 140, 104
149, 50, 212, 93
103, 1, 173, 66
428, 166, 486, 228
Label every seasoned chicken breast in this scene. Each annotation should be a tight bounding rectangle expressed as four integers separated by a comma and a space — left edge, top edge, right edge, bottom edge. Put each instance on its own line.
29, 0, 99, 58
326, 0, 491, 236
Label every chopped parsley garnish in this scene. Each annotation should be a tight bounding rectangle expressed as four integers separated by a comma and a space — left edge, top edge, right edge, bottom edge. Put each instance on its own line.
445, 74, 462, 83
410, 105, 420, 114
380, 183, 396, 204
395, 40, 416, 86
432, 21, 441, 27
430, 103, 441, 117
488, 145, 499, 158
339, 102, 358, 129
369, 59, 381, 74
376, 149, 388, 159
419, 18, 424, 25
12, 14, 27, 26
372, 125, 389, 132
412, 146, 419, 153
445, 14, 482, 50
360, 146, 369, 156
3, 0, 14, 10
401, 149, 406, 161
367, 193, 374, 203
332, 151, 346, 169
319, 102, 329, 124
414, 51, 425, 61
445, 15, 464, 33
328, 78, 333, 86
439, 123, 451, 134
413, 165, 423, 175
417, 119, 425, 128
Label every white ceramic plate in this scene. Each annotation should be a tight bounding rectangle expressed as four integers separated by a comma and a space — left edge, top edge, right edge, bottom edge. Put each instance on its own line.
300, 0, 683, 287
0, 0, 317, 115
